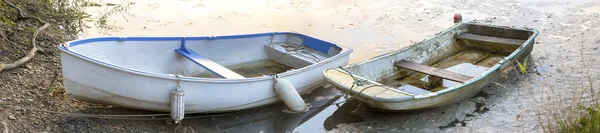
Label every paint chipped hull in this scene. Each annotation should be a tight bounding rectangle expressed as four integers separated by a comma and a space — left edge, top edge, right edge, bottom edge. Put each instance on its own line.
323, 23, 538, 111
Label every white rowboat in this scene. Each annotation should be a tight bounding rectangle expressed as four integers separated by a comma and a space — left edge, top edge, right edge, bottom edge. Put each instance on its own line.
58, 32, 352, 114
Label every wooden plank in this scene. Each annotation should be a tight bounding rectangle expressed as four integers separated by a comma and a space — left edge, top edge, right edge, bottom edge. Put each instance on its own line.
176, 49, 245, 79
394, 60, 473, 83
456, 33, 526, 46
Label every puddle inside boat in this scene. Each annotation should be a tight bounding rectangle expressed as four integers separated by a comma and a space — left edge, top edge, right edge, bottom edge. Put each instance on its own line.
379, 39, 516, 92
193, 59, 295, 78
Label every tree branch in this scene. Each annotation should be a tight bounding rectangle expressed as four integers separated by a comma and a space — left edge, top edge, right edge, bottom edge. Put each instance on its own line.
0, 23, 49, 72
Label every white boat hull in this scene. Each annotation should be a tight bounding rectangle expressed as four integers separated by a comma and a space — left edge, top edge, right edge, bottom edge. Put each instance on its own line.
58, 32, 352, 113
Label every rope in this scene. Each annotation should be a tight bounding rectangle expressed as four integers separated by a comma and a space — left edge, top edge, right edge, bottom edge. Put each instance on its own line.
338, 66, 364, 86
175, 74, 182, 90
8, 105, 248, 120
266, 34, 321, 63
18, 99, 349, 120
274, 43, 322, 62
4, 71, 259, 122
5, 92, 349, 121
336, 67, 390, 99
352, 84, 389, 98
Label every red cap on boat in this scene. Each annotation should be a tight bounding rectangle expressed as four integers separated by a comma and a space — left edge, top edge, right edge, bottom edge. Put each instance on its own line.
453, 14, 462, 24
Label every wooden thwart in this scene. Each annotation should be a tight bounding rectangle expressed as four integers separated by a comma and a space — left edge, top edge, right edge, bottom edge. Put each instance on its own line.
394, 60, 473, 84
455, 33, 526, 46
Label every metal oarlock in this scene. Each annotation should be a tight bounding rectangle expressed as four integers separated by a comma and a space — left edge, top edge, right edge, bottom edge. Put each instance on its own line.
171, 75, 185, 124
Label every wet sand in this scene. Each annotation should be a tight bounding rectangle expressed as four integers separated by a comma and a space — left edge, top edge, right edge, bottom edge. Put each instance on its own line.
78, 0, 600, 132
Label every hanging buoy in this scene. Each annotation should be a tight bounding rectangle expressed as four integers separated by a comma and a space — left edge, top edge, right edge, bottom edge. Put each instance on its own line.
171, 75, 185, 124
273, 75, 308, 113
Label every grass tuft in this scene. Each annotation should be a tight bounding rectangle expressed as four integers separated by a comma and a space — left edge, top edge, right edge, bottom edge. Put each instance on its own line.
516, 58, 528, 75
534, 61, 599, 132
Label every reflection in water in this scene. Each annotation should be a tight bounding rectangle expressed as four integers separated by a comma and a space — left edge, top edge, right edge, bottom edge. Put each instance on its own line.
180, 87, 363, 133
323, 100, 363, 130
81, 0, 430, 64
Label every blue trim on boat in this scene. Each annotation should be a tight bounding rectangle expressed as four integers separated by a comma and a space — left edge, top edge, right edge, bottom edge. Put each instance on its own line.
66, 32, 340, 54
175, 37, 245, 79
296, 34, 338, 54
58, 31, 353, 82
178, 37, 191, 54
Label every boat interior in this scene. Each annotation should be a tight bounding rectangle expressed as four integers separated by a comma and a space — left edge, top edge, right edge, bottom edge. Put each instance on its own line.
332, 24, 536, 98
377, 25, 535, 94
66, 33, 344, 79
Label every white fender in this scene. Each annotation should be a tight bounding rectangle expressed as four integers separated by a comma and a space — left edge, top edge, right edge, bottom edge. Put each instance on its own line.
273, 77, 308, 113
170, 75, 185, 124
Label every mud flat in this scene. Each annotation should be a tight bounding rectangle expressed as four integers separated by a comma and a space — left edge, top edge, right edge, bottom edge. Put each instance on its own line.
79, 0, 600, 132
1, 0, 597, 132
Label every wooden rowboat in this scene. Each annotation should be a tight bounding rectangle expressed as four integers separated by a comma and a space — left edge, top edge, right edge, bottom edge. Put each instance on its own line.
58, 32, 352, 114
323, 23, 539, 111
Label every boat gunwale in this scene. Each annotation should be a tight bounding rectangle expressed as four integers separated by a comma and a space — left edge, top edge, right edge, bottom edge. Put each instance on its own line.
331, 22, 539, 101
57, 32, 353, 83
322, 68, 416, 102
434, 23, 539, 96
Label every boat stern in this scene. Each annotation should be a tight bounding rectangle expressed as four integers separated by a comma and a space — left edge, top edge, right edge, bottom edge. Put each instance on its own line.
322, 68, 415, 102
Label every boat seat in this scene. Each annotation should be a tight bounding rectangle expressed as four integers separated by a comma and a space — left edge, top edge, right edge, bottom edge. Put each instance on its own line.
175, 38, 245, 79
455, 33, 526, 46
398, 85, 433, 95
394, 60, 473, 88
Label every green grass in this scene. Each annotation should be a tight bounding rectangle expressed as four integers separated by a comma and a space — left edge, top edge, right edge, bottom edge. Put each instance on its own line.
516, 58, 528, 75
512, 54, 599, 133
573, 104, 600, 132
524, 62, 600, 133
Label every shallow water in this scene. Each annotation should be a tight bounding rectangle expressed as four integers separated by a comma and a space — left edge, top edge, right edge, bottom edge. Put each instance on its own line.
81, 0, 433, 64
78, 0, 600, 132
179, 86, 363, 133
80, 0, 425, 131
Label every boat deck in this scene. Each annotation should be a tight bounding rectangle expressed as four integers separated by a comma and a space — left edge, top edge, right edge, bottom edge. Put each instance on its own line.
380, 33, 524, 92
171, 37, 332, 78
324, 69, 413, 100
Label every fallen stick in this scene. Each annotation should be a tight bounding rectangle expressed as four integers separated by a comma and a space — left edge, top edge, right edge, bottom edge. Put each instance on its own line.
0, 23, 50, 72
0, 0, 50, 72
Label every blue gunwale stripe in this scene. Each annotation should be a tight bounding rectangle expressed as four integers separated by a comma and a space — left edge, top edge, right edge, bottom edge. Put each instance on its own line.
66, 32, 342, 53
58, 32, 353, 82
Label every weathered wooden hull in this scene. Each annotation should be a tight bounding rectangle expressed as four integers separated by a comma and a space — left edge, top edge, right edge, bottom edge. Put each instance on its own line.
58, 32, 352, 113
323, 23, 538, 111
